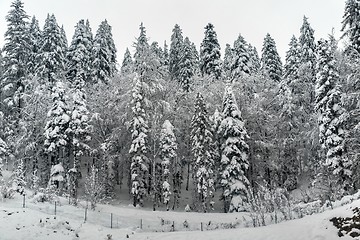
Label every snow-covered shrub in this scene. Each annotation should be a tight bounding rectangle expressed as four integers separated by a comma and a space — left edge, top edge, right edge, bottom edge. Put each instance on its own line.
85, 165, 104, 210
0, 179, 15, 200
185, 204, 191, 212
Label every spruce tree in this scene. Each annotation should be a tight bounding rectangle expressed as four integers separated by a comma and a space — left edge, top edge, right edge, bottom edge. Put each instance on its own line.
67, 19, 93, 84
121, 48, 133, 75
169, 24, 184, 81
284, 35, 301, 79
43, 82, 70, 166
315, 39, 350, 189
36, 14, 66, 87
248, 44, 261, 74
163, 41, 169, 68
199, 23, 222, 80
60, 25, 68, 53
68, 74, 91, 174
261, 33, 283, 82
230, 34, 251, 80
218, 86, 250, 212
342, 0, 360, 53
223, 43, 233, 79
178, 37, 195, 92
92, 20, 117, 84
190, 93, 215, 212
28, 16, 42, 76
299, 16, 316, 70
1, 0, 30, 119
159, 120, 177, 210
85, 165, 104, 210
129, 75, 149, 207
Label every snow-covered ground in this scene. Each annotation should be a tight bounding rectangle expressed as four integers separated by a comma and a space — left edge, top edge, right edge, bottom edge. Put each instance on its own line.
0, 191, 357, 240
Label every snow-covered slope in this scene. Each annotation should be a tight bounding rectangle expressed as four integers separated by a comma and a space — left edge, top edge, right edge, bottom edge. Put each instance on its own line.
0, 193, 357, 240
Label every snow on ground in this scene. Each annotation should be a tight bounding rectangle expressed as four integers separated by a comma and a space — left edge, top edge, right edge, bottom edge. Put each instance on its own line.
0, 191, 358, 240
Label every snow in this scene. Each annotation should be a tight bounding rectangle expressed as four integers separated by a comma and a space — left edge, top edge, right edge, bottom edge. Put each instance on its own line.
0, 189, 358, 240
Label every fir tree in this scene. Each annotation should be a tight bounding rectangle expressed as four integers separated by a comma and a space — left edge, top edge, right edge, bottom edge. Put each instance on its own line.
169, 24, 184, 81
199, 23, 222, 80
248, 44, 261, 74
190, 93, 215, 212
60, 25, 68, 53
261, 33, 283, 82
121, 48, 133, 75
129, 75, 149, 207
36, 14, 66, 87
66, 19, 93, 84
342, 0, 360, 53
43, 82, 70, 166
223, 44, 233, 79
315, 39, 350, 189
178, 37, 195, 92
92, 20, 117, 84
1, 0, 30, 120
68, 74, 91, 175
299, 16, 316, 70
28, 16, 41, 76
159, 120, 177, 210
218, 86, 250, 212
230, 34, 251, 80
284, 35, 301, 79
12, 159, 26, 195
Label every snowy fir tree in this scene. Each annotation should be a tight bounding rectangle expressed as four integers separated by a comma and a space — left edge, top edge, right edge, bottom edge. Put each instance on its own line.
190, 93, 215, 212
223, 43, 233, 79
28, 16, 42, 76
284, 35, 301, 79
43, 82, 70, 166
199, 23, 222, 80
85, 165, 104, 210
60, 25, 68, 52
169, 24, 184, 81
230, 34, 251, 80
12, 159, 26, 195
342, 0, 360, 53
315, 39, 350, 190
210, 108, 222, 182
159, 120, 177, 210
121, 47, 133, 75
129, 75, 149, 207
248, 44, 261, 74
36, 14, 66, 86
68, 74, 91, 174
92, 19, 117, 84
178, 37, 195, 92
1, 0, 30, 120
261, 33, 283, 82
66, 19, 93, 84
218, 86, 250, 213
299, 16, 316, 70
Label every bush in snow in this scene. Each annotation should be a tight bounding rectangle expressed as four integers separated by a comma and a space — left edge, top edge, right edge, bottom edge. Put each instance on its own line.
85, 165, 104, 210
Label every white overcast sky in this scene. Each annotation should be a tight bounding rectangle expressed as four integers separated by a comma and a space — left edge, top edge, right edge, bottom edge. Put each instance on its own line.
0, 0, 344, 63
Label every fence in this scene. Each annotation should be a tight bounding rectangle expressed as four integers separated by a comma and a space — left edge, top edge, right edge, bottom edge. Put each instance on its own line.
20, 196, 244, 233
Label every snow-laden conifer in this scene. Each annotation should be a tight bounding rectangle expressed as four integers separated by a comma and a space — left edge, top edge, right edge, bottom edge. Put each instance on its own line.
200, 23, 222, 80
230, 34, 251, 80
159, 120, 177, 210
92, 20, 117, 84
284, 35, 301, 79
218, 86, 250, 212
169, 24, 184, 81
315, 39, 350, 186
129, 75, 149, 207
261, 33, 282, 82
190, 93, 215, 212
